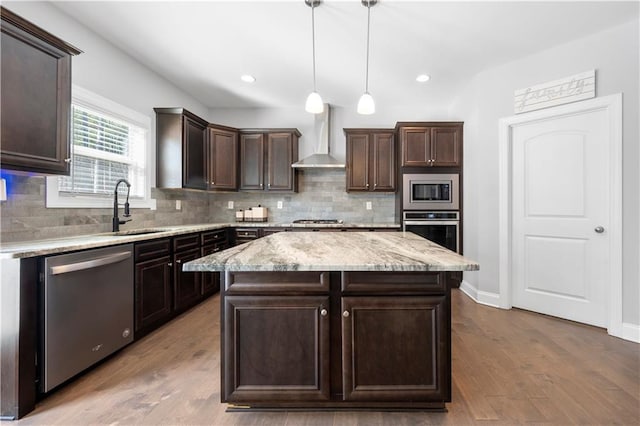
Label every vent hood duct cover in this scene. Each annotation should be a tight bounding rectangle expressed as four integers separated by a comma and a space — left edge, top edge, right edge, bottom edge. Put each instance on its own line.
292, 104, 345, 168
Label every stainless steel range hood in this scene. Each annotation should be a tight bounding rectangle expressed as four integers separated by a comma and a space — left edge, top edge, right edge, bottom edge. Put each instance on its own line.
292, 104, 345, 169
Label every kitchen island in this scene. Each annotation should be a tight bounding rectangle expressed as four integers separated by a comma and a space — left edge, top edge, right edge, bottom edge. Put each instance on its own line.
184, 231, 478, 411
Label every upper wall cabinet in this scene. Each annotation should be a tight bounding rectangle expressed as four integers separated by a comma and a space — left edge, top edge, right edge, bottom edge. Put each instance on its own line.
155, 108, 210, 190
0, 7, 81, 175
397, 123, 463, 168
207, 125, 239, 191
344, 129, 396, 192
239, 129, 300, 192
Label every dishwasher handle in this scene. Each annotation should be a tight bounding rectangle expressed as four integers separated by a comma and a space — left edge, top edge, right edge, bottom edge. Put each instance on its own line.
49, 251, 132, 275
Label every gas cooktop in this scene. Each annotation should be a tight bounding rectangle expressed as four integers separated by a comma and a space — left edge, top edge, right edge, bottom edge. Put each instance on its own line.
292, 219, 344, 224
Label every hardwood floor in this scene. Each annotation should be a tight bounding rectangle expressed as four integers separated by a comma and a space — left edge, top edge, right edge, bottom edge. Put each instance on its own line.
17, 290, 639, 425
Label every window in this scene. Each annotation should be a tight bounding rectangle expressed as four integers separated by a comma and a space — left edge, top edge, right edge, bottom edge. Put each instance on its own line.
47, 86, 155, 209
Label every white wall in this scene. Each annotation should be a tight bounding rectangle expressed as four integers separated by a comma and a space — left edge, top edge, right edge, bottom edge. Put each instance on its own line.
451, 19, 640, 326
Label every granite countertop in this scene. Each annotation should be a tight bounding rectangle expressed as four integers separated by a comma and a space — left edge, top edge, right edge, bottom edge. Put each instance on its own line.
183, 231, 479, 272
0, 222, 401, 259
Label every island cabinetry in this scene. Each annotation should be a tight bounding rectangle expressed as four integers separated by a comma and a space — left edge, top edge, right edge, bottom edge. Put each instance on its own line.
220, 269, 451, 409
134, 238, 173, 335
1, 7, 81, 175
222, 271, 330, 402
201, 229, 229, 295
155, 108, 209, 190
398, 123, 462, 167
344, 129, 396, 192
207, 125, 238, 190
239, 129, 300, 192
172, 234, 202, 312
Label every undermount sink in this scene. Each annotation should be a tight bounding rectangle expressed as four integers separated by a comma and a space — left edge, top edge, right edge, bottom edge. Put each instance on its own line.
111, 229, 168, 236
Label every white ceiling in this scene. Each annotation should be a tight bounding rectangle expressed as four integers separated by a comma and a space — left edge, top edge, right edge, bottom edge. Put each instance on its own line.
52, 0, 637, 110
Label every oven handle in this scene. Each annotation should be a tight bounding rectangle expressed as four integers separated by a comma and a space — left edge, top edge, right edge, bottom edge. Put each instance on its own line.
404, 220, 459, 226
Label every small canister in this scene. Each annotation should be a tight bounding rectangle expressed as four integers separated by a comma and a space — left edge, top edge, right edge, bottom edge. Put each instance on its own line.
235, 209, 244, 222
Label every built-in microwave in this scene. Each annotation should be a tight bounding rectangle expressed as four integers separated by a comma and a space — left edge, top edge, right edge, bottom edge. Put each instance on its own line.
402, 173, 459, 210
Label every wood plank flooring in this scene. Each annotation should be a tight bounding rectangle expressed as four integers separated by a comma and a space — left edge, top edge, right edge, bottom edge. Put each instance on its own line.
16, 290, 640, 425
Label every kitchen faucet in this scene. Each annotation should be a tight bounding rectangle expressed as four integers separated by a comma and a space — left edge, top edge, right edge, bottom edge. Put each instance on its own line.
112, 179, 132, 232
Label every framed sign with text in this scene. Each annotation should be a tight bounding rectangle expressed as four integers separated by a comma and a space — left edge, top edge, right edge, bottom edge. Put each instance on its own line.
514, 70, 596, 114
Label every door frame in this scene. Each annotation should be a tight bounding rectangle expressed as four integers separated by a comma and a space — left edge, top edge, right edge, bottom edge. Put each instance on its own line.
498, 93, 623, 337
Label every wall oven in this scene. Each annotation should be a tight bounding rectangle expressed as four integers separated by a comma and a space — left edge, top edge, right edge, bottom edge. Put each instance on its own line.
403, 211, 459, 253
403, 173, 459, 211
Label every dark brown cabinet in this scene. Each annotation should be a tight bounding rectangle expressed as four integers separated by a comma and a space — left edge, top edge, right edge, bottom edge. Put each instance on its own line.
173, 234, 201, 312
155, 108, 209, 190
223, 295, 330, 402
341, 296, 448, 401
207, 125, 238, 190
239, 130, 300, 192
344, 129, 395, 192
398, 123, 462, 167
221, 270, 451, 409
0, 7, 81, 175
201, 229, 230, 295
134, 239, 173, 335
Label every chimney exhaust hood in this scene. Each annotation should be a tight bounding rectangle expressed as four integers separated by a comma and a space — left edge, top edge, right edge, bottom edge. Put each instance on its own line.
292, 104, 345, 169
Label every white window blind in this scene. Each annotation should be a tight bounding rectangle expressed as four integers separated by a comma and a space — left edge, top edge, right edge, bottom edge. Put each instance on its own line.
59, 104, 146, 198
46, 86, 154, 209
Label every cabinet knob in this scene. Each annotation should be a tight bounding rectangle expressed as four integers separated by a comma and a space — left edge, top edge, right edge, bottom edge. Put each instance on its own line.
342, 310, 350, 318
168, 262, 173, 267
374, 183, 377, 188
64, 158, 72, 163
176, 259, 182, 264
366, 183, 369, 188
211, 181, 215, 185
320, 309, 328, 317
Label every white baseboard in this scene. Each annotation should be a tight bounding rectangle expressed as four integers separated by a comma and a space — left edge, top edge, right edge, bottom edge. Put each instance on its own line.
619, 322, 640, 343
459, 280, 501, 308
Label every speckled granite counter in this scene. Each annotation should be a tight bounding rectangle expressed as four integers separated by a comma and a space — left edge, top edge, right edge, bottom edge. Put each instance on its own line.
183, 231, 478, 272
0, 222, 400, 259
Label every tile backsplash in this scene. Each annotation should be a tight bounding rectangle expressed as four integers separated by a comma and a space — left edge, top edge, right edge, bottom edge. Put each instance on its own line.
0, 169, 396, 243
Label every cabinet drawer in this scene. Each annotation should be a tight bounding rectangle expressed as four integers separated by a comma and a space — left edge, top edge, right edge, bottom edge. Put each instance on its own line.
225, 271, 330, 294
134, 238, 171, 262
173, 234, 200, 252
201, 229, 228, 246
341, 271, 445, 294
235, 228, 260, 239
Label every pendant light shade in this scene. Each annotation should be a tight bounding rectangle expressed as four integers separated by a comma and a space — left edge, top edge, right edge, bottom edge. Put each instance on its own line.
305, 0, 324, 114
358, 0, 377, 115
357, 92, 375, 115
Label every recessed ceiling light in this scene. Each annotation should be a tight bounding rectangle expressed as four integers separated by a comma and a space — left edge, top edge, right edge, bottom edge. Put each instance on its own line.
416, 74, 431, 83
240, 75, 256, 83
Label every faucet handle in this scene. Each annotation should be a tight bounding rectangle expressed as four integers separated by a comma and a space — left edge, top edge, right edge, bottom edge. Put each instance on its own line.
124, 202, 131, 217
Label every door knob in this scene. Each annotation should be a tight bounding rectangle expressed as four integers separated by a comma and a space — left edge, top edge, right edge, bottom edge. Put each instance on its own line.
594, 226, 605, 233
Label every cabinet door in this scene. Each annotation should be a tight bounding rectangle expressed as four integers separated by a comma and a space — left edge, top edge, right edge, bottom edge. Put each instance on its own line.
371, 132, 395, 191
0, 19, 72, 175
401, 128, 431, 167
134, 256, 172, 333
267, 133, 295, 191
201, 244, 223, 295
173, 248, 202, 311
431, 127, 460, 167
346, 133, 370, 191
208, 128, 238, 190
239, 134, 264, 190
182, 116, 207, 189
342, 296, 449, 402
223, 296, 330, 402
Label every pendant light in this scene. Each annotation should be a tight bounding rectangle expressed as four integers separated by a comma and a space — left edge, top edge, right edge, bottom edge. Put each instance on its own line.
357, 0, 377, 115
305, 0, 324, 114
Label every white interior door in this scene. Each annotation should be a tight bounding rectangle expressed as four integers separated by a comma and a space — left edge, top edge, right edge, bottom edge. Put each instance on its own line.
511, 108, 610, 327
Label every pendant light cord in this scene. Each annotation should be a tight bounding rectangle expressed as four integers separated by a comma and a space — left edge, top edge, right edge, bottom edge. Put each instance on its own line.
364, 1, 371, 93
311, 3, 317, 92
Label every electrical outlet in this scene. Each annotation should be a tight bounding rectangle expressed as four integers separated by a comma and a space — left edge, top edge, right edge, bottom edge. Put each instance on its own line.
366, 201, 372, 210
175, 200, 182, 210
228, 201, 234, 209
277, 201, 283, 209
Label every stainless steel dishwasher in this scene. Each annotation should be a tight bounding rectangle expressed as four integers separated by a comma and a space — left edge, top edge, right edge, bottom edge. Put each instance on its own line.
42, 244, 134, 392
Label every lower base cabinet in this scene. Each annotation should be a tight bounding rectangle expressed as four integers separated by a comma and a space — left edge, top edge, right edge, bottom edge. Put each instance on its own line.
134, 239, 173, 334
221, 270, 451, 409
